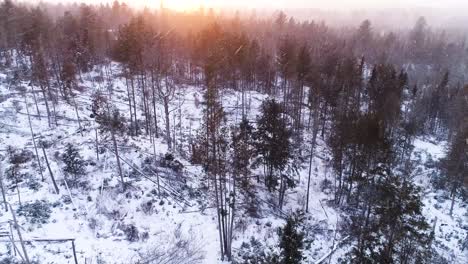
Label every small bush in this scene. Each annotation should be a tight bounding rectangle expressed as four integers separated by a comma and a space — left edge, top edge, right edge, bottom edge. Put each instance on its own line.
27, 178, 41, 191
140, 200, 154, 215
320, 178, 333, 194
17, 200, 52, 224
234, 237, 279, 264
62, 144, 86, 186
0, 257, 40, 264
8, 148, 34, 165
123, 224, 140, 242
160, 153, 184, 173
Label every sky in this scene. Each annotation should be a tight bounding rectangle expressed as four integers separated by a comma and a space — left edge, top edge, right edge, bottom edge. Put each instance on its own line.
36, 0, 468, 10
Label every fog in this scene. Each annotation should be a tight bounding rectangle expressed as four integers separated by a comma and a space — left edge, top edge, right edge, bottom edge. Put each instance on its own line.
21, 0, 468, 31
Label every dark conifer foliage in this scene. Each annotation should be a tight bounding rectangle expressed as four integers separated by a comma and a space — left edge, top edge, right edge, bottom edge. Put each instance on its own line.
62, 143, 86, 185
278, 211, 305, 264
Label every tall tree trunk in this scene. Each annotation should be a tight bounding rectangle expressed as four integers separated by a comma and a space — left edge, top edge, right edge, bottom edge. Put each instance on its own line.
41, 146, 59, 194
9, 203, 30, 264
140, 73, 149, 135
24, 96, 45, 182
130, 77, 138, 135
30, 86, 41, 118
151, 71, 159, 138
0, 162, 8, 212
111, 131, 125, 191
125, 76, 134, 137
164, 97, 172, 150
306, 110, 319, 212
72, 95, 83, 136
39, 83, 52, 127
213, 172, 225, 260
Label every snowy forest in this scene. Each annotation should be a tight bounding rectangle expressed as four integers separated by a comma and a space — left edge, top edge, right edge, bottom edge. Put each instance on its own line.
0, 0, 467, 263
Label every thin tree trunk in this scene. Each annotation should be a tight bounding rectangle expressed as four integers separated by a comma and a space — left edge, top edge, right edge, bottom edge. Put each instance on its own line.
130, 77, 138, 135
0, 162, 8, 212
125, 76, 134, 137
112, 131, 125, 191
164, 97, 172, 150
152, 132, 161, 197
151, 71, 159, 138
31, 87, 41, 118
450, 184, 456, 216
95, 129, 99, 162
228, 174, 236, 261
45, 78, 58, 127
72, 95, 83, 136
24, 96, 45, 182
41, 146, 59, 194
39, 83, 52, 127
71, 240, 78, 264
214, 172, 225, 259
9, 203, 30, 264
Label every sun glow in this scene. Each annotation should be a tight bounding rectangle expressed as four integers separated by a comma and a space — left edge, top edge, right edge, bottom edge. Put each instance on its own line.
161, 0, 207, 11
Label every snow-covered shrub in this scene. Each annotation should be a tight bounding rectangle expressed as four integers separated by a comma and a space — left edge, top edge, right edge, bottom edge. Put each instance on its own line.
126, 167, 140, 179
160, 153, 184, 173
62, 144, 86, 187
234, 237, 279, 264
425, 154, 437, 169
61, 195, 72, 205
123, 224, 139, 242
91, 90, 107, 119
12, 100, 22, 112
17, 200, 52, 224
26, 178, 41, 191
8, 148, 34, 165
96, 191, 127, 220
320, 178, 333, 194
136, 232, 205, 264
0, 257, 40, 264
5, 147, 34, 182
4, 167, 27, 182
141, 231, 149, 241
140, 200, 154, 215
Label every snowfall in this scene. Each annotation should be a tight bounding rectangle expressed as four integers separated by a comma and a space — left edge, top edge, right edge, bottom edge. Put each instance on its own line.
0, 64, 466, 264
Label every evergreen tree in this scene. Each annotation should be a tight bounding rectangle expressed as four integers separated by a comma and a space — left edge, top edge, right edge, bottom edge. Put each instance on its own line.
232, 118, 255, 192
62, 143, 86, 186
441, 123, 468, 215
348, 163, 431, 264
255, 99, 293, 209
278, 211, 305, 264
96, 105, 127, 190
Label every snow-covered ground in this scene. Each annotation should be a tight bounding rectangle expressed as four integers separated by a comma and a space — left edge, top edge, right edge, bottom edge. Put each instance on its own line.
412, 139, 467, 263
0, 64, 466, 263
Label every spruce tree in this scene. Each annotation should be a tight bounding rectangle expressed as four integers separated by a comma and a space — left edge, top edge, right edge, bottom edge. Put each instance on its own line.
232, 118, 255, 191
256, 99, 291, 190
255, 99, 292, 209
96, 106, 127, 190
62, 143, 86, 186
278, 211, 305, 264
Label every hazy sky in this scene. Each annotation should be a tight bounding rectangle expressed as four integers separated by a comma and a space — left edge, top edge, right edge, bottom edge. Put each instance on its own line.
45, 0, 468, 10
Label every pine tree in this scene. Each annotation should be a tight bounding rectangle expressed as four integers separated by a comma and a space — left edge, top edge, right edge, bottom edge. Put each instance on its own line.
294, 44, 311, 131
96, 105, 127, 190
355, 19, 373, 58
278, 211, 305, 264
255, 99, 292, 209
348, 163, 431, 263
441, 123, 468, 215
62, 143, 86, 186
232, 118, 255, 192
